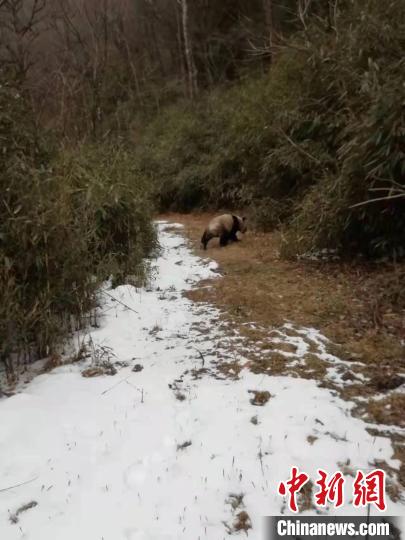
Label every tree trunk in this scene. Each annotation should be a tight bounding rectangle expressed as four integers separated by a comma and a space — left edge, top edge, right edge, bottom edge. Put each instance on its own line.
180, 0, 197, 99
174, 0, 187, 98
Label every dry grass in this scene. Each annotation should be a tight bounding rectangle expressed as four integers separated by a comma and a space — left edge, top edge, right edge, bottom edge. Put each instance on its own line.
162, 212, 404, 373
248, 390, 271, 406
394, 446, 405, 488
233, 511, 252, 533
298, 481, 315, 512
356, 394, 405, 428
224, 494, 252, 534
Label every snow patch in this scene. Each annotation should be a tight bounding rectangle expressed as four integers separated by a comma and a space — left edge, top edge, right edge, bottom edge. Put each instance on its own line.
0, 221, 403, 540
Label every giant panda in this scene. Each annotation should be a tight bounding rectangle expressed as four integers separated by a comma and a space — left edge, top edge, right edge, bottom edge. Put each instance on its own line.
201, 214, 247, 250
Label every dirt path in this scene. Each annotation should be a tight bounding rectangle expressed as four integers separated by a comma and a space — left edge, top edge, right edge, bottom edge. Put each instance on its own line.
0, 221, 404, 539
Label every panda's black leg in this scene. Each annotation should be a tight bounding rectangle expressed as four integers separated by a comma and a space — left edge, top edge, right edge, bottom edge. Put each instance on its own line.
201, 231, 212, 250
219, 233, 229, 247
230, 232, 239, 242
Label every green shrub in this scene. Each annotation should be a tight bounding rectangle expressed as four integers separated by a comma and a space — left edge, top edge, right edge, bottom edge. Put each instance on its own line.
282, 0, 405, 258
56, 144, 157, 277
0, 75, 156, 376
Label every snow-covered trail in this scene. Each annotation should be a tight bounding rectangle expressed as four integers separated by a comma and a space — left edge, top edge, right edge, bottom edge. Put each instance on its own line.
0, 222, 403, 540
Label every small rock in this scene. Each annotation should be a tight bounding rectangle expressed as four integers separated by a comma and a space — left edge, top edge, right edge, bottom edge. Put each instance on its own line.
132, 364, 144, 373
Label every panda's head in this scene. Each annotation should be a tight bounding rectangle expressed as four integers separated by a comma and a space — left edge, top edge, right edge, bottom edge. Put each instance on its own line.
238, 216, 247, 233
